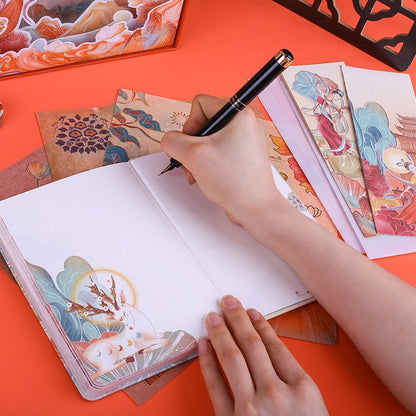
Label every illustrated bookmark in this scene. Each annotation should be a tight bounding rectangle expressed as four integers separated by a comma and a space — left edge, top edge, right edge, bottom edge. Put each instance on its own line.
343, 67, 416, 236
282, 63, 376, 237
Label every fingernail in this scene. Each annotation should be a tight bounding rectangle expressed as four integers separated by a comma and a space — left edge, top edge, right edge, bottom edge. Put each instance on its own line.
222, 295, 240, 310
247, 308, 262, 321
206, 312, 222, 327
198, 337, 210, 354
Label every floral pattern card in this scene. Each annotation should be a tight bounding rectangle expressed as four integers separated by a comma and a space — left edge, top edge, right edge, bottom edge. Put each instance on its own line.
342, 67, 416, 236
0, 0, 184, 77
282, 63, 376, 238
36, 103, 114, 180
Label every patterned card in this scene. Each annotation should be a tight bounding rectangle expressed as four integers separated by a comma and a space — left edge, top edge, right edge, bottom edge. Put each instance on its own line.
36, 103, 115, 180
107, 89, 189, 160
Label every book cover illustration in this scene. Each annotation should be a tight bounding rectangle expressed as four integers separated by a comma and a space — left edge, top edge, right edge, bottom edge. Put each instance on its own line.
283, 63, 376, 237
0, 0, 184, 76
343, 67, 416, 236
31, 255, 195, 386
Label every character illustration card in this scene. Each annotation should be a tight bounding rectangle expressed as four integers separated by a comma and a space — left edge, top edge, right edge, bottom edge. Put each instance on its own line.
343, 66, 416, 236
282, 63, 376, 237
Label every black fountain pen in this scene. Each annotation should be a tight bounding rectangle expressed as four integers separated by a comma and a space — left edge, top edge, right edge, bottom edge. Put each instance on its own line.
159, 48, 294, 175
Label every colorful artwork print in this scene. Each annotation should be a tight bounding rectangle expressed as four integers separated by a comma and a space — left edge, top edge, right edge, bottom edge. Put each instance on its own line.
0, 0, 184, 76
0, 146, 52, 200
30, 255, 195, 384
283, 64, 376, 237
343, 66, 416, 236
350, 101, 416, 235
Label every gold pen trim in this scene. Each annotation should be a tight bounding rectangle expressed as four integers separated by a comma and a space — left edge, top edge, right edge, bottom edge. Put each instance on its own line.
230, 95, 246, 111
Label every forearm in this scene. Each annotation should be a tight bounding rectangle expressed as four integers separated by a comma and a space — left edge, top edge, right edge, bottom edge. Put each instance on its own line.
243, 200, 416, 413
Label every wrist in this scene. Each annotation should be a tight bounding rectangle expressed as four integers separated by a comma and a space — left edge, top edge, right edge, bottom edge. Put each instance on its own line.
237, 191, 297, 249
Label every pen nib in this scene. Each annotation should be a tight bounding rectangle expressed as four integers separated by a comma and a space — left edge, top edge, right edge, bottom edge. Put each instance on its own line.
158, 163, 175, 176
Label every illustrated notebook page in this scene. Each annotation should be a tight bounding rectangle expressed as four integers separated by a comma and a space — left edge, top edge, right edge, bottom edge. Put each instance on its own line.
0, 162, 220, 399
259, 76, 416, 259
342, 66, 416, 237
131, 153, 313, 317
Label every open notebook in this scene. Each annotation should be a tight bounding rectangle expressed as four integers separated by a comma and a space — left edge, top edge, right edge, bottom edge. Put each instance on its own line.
0, 152, 312, 400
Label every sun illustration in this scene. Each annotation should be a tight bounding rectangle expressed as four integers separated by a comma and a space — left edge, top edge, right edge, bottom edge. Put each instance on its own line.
72, 269, 136, 326
169, 110, 189, 128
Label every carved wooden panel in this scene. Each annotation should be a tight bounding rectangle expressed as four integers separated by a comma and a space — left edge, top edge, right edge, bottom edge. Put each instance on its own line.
273, 0, 416, 70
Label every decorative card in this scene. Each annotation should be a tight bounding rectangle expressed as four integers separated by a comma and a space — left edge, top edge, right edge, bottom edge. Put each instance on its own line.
36, 103, 114, 180
0, 0, 184, 77
343, 66, 416, 236
108, 89, 189, 161
261, 117, 336, 233
282, 63, 376, 237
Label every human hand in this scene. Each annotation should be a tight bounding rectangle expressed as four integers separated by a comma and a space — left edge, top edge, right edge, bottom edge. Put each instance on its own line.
160, 95, 287, 227
198, 295, 328, 416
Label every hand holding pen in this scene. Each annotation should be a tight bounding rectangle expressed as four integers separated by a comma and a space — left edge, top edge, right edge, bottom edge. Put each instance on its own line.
159, 49, 293, 175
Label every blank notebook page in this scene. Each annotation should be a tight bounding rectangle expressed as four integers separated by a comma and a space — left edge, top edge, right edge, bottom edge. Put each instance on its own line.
132, 153, 312, 316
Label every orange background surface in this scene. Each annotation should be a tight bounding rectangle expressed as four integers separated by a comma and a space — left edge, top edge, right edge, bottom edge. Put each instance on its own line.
0, 1, 415, 415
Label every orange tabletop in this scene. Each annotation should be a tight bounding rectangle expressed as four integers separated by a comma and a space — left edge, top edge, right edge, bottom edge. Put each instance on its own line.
0, 1, 415, 415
